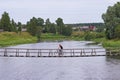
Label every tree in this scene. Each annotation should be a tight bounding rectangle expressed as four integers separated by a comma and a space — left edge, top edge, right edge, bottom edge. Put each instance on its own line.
114, 25, 120, 38
44, 19, 57, 34
49, 23, 56, 34
36, 26, 42, 41
0, 19, 1, 29
62, 26, 72, 36
44, 18, 51, 33
27, 17, 38, 36
0, 12, 11, 31
56, 18, 65, 34
37, 18, 44, 26
11, 19, 17, 32
102, 2, 120, 39
84, 31, 95, 41
27, 17, 44, 36
17, 22, 22, 34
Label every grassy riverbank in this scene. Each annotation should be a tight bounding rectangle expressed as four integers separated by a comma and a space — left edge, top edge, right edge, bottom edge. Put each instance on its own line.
0, 32, 68, 47
71, 31, 120, 48
103, 40, 120, 48
0, 32, 37, 47
42, 32, 120, 48
41, 33, 68, 41
93, 38, 120, 48
1, 32, 120, 48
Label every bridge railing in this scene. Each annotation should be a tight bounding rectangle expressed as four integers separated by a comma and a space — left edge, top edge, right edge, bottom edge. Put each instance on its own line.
106, 47, 120, 56
0, 48, 106, 57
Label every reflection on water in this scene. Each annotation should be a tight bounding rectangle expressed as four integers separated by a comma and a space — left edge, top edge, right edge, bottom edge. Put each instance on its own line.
0, 41, 119, 80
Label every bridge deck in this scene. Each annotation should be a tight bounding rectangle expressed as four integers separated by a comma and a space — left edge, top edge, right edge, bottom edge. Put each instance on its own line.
0, 48, 117, 57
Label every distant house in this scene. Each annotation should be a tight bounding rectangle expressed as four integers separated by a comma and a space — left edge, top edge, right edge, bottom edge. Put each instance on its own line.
0, 29, 4, 32
80, 26, 96, 31
89, 26, 96, 31
80, 26, 89, 31
72, 27, 78, 30
22, 28, 27, 32
72, 25, 96, 31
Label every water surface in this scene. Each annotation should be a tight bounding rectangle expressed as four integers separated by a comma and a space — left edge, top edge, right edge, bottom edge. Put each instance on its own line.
0, 41, 119, 80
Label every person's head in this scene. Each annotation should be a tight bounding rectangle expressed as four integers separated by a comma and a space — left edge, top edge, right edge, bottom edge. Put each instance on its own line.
59, 44, 61, 46
59, 44, 63, 49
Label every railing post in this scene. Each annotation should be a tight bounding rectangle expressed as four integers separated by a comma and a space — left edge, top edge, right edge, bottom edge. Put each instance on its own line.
73, 49, 74, 56
26, 49, 29, 57
94, 48, 96, 55
83, 49, 85, 56
4, 48, 7, 56
106, 49, 110, 56
91, 49, 93, 55
70, 49, 72, 56
38, 49, 41, 57
54, 49, 57, 56
91, 48, 96, 56
80, 49, 82, 56
16, 49, 19, 57
49, 49, 52, 57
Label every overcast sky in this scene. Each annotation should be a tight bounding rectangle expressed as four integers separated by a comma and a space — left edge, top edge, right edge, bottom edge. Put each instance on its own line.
0, 0, 119, 24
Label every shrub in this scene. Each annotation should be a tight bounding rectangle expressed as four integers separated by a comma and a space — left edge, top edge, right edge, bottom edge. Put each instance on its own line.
84, 31, 95, 41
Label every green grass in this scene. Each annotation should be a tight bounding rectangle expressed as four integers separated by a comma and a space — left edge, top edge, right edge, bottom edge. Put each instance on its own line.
0, 32, 69, 47
41, 33, 68, 41
1, 32, 120, 48
103, 40, 120, 48
93, 38, 120, 48
0, 32, 37, 47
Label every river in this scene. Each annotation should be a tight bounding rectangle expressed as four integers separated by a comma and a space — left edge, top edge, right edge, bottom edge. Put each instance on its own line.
0, 41, 120, 80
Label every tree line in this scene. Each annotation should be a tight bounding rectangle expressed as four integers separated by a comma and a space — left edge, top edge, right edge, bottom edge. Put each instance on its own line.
67, 23, 104, 28
1, 1, 120, 41
0, 12, 72, 38
67, 23, 105, 32
26, 17, 72, 36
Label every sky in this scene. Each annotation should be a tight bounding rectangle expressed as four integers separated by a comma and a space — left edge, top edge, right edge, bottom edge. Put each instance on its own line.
0, 0, 120, 24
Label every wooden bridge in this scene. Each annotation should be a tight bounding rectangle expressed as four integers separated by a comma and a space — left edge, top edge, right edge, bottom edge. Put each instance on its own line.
0, 48, 118, 58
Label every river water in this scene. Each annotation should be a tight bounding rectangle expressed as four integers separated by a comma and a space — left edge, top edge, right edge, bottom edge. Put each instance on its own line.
0, 41, 120, 80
